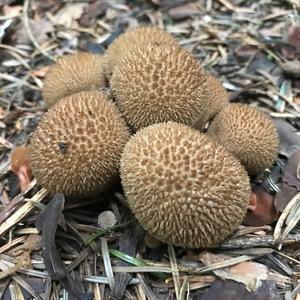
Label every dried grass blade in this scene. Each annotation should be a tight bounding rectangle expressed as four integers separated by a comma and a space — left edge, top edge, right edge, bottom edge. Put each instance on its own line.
0, 188, 48, 236
280, 204, 300, 242
13, 283, 25, 300
101, 237, 115, 290
85, 275, 139, 285
112, 266, 172, 273
178, 276, 189, 300
12, 274, 43, 300
168, 244, 180, 299
0, 236, 26, 254
9, 284, 17, 300
274, 192, 300, 245
93, 283, 101, 300
137, 273, 158, 300
0, 73, 39, 90
197, 255, 254, 273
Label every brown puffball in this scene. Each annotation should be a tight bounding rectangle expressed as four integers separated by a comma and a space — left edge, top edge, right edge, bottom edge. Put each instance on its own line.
193, 74, 229, 129
207, 103, 279, 175
120, 122, 250, 248
111, 45, 210, 131
42, 52, 106, 106
103, 26, 177, 80
29, 91, 129, 198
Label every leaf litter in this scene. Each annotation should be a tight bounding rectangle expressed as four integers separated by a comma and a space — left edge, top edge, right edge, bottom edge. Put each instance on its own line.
0, 0, 300, 299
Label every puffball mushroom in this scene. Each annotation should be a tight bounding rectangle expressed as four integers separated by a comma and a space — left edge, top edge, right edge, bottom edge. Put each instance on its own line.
111, 45, 210, 131
29, 90, 129, 198
207, 103, 279, 175
120, 122, 251, 248
42, 52, 106, 107
103, 26, 177, 80
193, 74, 229, 129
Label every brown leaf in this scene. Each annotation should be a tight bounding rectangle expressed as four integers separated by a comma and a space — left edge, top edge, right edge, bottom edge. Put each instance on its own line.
275, 182, 297, 213
79, 1, 108, 27
248, 191, 257, 211
229, 262, 268, 279
243, 187, 279, 226
282, 150, 300, 190
198, 279, 281, 300
30, 66, 50, 78
52, 3, 88, 27
198, 252, 268, 291
273, 119, 300, 157
274, 150, 300, 213
169, 2, 200, 20
10, 146, 32, 192
282, 25, 300, 59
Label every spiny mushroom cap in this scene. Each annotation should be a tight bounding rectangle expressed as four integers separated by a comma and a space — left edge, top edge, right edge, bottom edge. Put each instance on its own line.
42, 52, 106, 107
120, 122, 251, 248
193, 74, 229, 129
103, 26, 177, 80
207, 103, 279, 175
110, 45, 210, 131
29, 90, 129, 198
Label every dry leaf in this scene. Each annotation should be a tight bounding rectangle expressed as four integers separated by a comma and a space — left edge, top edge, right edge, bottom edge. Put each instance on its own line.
273, 119, 300, 157
282, 25, 300, 59
16, 19, 54, 45
274, 151, 300, 213
282, 150, 300, 190
199, 279, 281, 300
229, 262, 268, 281
52, 3, 88, 27
30, 66, 50, 78
10, 146, 32, 192
243, 187, 278, 226
3, 5, 23, 17
198, 252, 267, 291
169, 2, 200, 20
79, 1, 108, 27
275, 182, 298, 213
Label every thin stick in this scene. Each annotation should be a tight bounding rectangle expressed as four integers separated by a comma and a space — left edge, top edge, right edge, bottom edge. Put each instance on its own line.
220, 232, 300, 250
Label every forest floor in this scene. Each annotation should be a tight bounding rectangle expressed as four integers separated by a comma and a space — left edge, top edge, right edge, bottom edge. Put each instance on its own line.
1, 0, 300, 299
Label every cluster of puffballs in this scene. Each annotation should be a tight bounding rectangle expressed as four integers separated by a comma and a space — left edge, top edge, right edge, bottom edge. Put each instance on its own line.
29, 26, 279, 249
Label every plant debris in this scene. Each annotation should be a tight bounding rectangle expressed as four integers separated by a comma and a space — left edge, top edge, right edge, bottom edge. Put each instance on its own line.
1, 0, 300, 299
35, 193, 92, 300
